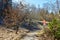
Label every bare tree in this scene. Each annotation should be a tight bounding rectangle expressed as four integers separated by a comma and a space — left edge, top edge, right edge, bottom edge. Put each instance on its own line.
56, 0, 59, 14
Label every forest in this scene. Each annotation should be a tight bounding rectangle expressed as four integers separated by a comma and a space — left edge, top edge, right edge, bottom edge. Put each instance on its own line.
0, 0, 60, 40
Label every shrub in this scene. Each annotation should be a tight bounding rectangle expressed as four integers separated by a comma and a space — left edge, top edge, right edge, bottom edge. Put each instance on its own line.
48, 18, 60, 40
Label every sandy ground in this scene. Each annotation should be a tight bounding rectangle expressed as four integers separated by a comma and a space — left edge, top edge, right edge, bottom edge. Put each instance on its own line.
0, 25, 49, 40
0, 26, 29, 40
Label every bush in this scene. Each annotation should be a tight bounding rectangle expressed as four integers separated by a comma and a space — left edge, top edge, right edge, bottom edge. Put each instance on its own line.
48, 18, 60, 39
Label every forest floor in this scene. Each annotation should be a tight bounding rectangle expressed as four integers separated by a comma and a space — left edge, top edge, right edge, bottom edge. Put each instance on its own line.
0, 25, 54, 40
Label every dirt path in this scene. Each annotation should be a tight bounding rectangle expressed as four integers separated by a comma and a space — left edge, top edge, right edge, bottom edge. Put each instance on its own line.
0, 26, 43, 40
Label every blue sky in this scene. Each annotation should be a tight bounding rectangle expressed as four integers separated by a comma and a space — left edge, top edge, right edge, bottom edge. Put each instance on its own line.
13, 0, 56, 8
